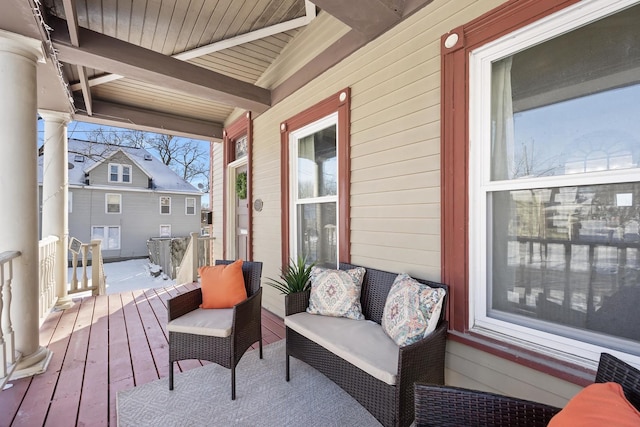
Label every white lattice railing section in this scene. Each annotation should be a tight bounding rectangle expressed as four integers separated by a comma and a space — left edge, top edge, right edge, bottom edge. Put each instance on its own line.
38, 236, 59, 323
1, 250, 21, 390
175, 232, 215, 285
69, 240, 106, 296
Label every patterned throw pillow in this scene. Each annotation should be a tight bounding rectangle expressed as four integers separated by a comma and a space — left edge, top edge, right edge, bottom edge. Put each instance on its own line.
381, 273, 446, 346
306, 266, 366, 320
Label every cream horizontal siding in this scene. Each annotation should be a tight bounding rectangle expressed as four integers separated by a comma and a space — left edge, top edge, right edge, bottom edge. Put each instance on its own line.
446, 341, 582, 407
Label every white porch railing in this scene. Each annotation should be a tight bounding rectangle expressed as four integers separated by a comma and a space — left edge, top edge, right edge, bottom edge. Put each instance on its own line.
175, 232, 215, 284
69, 240, 106, 296
38, 236, 59, 324
1, 250, 21, 390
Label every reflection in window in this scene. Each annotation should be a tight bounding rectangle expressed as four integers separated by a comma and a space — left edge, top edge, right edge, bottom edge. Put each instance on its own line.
477, 2, 640, 356
491, 182, 640, 345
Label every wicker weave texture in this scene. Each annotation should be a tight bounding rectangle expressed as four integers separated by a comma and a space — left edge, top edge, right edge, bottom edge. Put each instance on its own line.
415, 352, 640, 427
286, 264, 449, 427
168, 260, 263, 399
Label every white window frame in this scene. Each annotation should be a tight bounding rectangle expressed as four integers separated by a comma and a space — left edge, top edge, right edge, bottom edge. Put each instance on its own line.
469, 0, 640, 367
288, 112, 339, 266
91, 225, 121, 250
108, 163, 132, 183
105, 193, 122, 214
159, 224, 171, 237
185, 197, 196, 215
160, 196, 171, 215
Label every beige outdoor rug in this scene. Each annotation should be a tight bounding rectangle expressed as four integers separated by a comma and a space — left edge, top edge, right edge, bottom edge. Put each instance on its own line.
116, 340, 382, 426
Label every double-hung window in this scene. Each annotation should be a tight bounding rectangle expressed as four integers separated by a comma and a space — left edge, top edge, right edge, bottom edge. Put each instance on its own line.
185, 197, 196, 215
160, 196, 171, 215
469, 0, 640, 364
105, 193, 121, 214
289, 114, 339, 268
109, 163, 132, 183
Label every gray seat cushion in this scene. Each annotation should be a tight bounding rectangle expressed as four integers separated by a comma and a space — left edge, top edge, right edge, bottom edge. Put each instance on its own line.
285, 312, 399, 385
167, 307, 233, 337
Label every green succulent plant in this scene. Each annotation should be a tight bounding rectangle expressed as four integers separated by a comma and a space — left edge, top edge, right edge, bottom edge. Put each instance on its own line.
265, 255, 315, 294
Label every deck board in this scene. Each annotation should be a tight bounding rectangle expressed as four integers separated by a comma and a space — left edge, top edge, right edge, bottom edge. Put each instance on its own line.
0, 284, 285, 427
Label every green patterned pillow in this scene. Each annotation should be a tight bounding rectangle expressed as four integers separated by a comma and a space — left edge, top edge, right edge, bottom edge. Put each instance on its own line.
381, 273, 446, 346
306, 266, 366, 320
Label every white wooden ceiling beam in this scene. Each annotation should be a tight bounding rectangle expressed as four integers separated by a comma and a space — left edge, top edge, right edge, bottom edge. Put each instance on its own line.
62, 0, 93, 115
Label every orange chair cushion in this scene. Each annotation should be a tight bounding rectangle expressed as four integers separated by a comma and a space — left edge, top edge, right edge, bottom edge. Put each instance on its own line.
199, 260, 247, 309
548, 382, 640, 427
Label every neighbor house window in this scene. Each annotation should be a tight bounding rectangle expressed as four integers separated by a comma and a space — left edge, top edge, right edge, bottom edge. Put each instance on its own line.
105, 193, 121, 214
160, 196, 171, 215
159, 225, 171, 237
109, 163, 132, 183
185, 197, 196, 215
280, 89, 351, 270
91, 226, 120, 250
462, 0, 640, 365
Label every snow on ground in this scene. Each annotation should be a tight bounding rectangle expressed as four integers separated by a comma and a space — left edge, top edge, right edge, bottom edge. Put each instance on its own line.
68, 258, 176, 296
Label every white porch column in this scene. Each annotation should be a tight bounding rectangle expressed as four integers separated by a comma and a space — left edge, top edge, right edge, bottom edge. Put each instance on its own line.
39, 110, 73, 310
0, 31, 52, 378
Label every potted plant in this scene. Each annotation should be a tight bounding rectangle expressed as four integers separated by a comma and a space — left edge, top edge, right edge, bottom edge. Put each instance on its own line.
265, 255, 315, 316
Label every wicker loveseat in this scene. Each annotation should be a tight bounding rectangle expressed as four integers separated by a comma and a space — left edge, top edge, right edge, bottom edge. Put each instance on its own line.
414, 352, 640, 426
284, 262, 448, 427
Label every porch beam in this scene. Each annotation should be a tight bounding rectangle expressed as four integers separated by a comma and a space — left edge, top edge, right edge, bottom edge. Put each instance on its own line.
48, 17, 271, 113
309, 0, 402, 37
73, 98, 223, 141
61, 0, 93, 116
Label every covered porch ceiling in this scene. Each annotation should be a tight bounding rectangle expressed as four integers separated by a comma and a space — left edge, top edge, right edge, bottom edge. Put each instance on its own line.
1, 0, 433, 141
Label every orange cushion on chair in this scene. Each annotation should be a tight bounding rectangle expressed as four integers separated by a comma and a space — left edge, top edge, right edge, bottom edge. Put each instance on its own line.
199, 260, 247, 309
547, 382, 640, 427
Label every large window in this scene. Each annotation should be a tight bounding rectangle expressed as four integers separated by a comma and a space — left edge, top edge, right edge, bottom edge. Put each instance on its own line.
290, 114, 338, 267
280, 89, 351, 270
469, 0, 640, 364
91, 226, 120, 250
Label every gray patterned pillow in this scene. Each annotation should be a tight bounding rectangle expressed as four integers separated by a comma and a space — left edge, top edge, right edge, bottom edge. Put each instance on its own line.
306, 266, 366, 320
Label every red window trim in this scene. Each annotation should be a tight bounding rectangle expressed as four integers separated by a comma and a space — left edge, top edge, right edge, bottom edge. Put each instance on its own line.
222, 112, 253, 261
279, 88, 351, 270
439, 0, 596, 385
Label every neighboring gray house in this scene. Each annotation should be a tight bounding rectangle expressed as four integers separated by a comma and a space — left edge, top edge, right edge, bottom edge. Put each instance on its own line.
38, 139, 202, 261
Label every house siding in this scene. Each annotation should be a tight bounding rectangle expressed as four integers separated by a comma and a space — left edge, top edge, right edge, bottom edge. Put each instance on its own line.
214, 0, 586, 405
68, 188, 201, 260
211, 142, 225, 260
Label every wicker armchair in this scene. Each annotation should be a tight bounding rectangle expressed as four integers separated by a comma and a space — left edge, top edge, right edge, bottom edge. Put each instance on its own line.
414, 352, 640, 427
167, 259, 263, 400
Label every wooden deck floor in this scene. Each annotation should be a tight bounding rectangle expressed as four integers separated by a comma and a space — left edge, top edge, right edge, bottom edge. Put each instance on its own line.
0, 283, 285, 427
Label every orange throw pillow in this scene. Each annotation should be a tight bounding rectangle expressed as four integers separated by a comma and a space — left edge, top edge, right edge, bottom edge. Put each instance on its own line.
548, 382, 640, 427
199, 260, 247, 309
